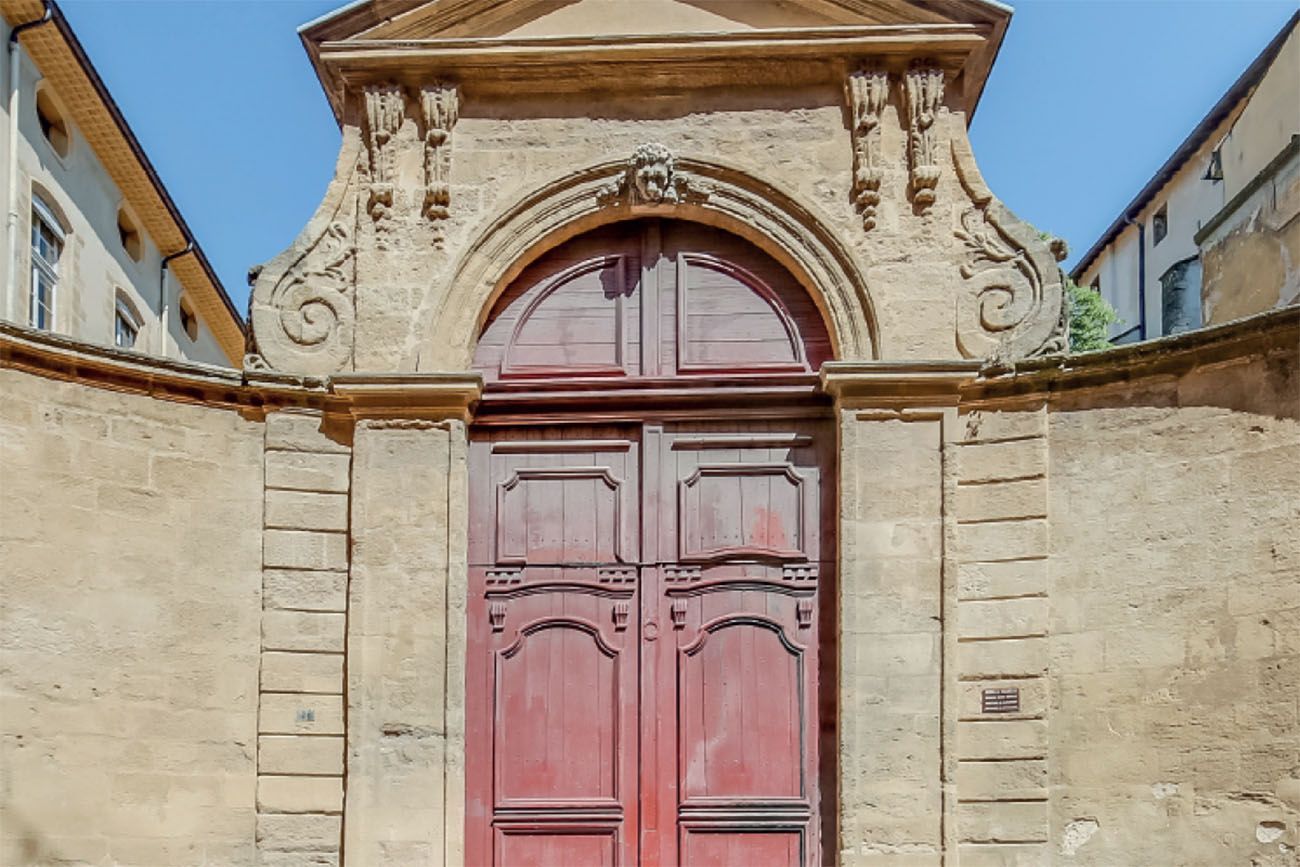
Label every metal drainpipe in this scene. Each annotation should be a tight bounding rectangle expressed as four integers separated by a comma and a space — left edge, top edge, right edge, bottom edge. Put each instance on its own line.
159, 243, 192, 357
6, 1, 53, 323
1123, 215, 1147, 341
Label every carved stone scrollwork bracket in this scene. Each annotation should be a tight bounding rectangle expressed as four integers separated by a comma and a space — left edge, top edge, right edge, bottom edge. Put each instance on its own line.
846, 68, 889, 231
421, 83, 459, 245
597, 143, 711, 209
248, 217, 357, 375
951, 136, 1069, 362
903, 63, 945, 211
362, 84, 404, 242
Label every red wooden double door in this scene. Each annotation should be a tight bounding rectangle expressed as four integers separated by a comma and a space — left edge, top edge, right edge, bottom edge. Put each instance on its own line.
466, 221, 832, 866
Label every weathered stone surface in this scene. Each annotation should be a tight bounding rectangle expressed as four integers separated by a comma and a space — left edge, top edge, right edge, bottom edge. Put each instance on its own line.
257, 812, 343, 852
258, 736, 345, 776
957, 439, 1048, 484
263, 530, 348, 571
265, 490, 349, 532
0, 370, 263, 864
264, 452, 351, 494
266, 411, 351, 455
259, 694, 345, 736
257, 775, 344, 814
260, 651, 344, 694
262, 611, 347, 653
263, 569, 348, 612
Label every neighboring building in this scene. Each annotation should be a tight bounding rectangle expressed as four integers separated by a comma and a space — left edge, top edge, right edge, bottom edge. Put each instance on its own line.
1, 2, 1297, 866
1072, 11, 1300, 343
0, 0, 243, 365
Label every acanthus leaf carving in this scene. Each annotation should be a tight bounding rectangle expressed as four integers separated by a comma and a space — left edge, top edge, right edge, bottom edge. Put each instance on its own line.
420, 83, 459, 244
903, 63, 945, 210
597, 143, 710, 208
951, 135, 1069, 362
846, 68, 889, 231
363, 84, 405, 239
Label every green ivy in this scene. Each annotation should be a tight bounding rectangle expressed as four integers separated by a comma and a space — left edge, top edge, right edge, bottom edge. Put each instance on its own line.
1066, 276, 1119, 353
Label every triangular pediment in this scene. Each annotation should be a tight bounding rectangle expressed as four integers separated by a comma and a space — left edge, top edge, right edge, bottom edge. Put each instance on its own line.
304, 0, 1006, 44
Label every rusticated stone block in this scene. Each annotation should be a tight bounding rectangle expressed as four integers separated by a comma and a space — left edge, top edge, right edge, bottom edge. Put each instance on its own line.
958, 637, 1048, 679
259, 735, 345, 776
957, 719, 1046, 760
256, 812, 342, 851
263, 530, 347, 571
958, 519, 1048, 562
257, 775, 343, 814
960, 408, 1046, 444
958, 559, 1048, 600
956, 759, 1047, 801
956, 478, 1047, 522
259, 694, 344, 735
958, 597, 1049, 639
263, 569, 348, 612
957, 801, 1047, 843
957, 440, 1046, 484
266, 411, 350, 455
264, 451, 351, 493
260, 651, 343, 693
264, 489, 348, 532
262, 611, 346, 653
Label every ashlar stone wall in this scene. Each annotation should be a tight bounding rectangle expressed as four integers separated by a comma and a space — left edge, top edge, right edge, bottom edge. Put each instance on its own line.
1045, 333, 1299, 865
0, 365, 264, 865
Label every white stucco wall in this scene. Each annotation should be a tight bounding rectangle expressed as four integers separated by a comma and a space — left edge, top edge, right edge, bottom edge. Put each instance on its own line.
0, 19, 227, 365
1077, 116, 1232, 342
1077, 20, 1300, 343
1220, 24, 1300, 201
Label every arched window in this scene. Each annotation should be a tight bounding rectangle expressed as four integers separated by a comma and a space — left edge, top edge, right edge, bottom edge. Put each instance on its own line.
29, 193, 65, 331
34, 86, 70, 159
114, 289, 142, 349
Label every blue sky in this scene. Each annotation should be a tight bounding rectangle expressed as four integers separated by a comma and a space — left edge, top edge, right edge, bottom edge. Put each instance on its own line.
60, 0, 1298, 312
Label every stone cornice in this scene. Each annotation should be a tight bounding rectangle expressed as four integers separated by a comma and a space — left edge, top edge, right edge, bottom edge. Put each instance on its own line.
964, 305, 1300, 403
319, 26, 986, 100
0, 322, 481, 421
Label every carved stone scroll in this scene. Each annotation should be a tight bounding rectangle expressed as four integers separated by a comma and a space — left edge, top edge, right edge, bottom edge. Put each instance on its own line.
846, 68, 889, 230
597, 143, 710, 208
904, 64, 945, 210
951, 136, 1069, 361
363, 84, 405, 234
421, 83, 459, 241
249, 218, 357, 375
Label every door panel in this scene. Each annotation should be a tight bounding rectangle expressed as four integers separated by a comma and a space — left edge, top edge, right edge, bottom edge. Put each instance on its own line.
644, 421, 827, 867
468, 429, 641, 867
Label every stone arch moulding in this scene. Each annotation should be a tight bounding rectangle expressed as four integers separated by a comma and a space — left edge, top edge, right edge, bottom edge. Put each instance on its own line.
419, 148, 881, 372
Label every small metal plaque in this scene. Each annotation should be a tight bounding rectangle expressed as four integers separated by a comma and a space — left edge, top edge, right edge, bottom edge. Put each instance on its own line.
981, 687, 1020, 714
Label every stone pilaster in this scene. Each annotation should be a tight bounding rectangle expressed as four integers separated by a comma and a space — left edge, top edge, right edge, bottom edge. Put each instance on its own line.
256, 409, 352, 866
822, 362, 979, 867
953, 401, 1051, 866
334, 375, 479, 867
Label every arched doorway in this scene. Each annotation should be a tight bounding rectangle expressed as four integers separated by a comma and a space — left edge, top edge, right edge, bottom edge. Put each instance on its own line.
465, 219, 835, 866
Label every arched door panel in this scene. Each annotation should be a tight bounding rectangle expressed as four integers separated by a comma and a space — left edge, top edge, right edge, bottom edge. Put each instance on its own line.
475, 221, 831, 382
468, 221, 831, 867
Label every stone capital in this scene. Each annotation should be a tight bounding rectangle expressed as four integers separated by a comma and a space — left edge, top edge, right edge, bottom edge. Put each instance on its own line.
820, 360, 981, 411
330, 371, 482, 423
